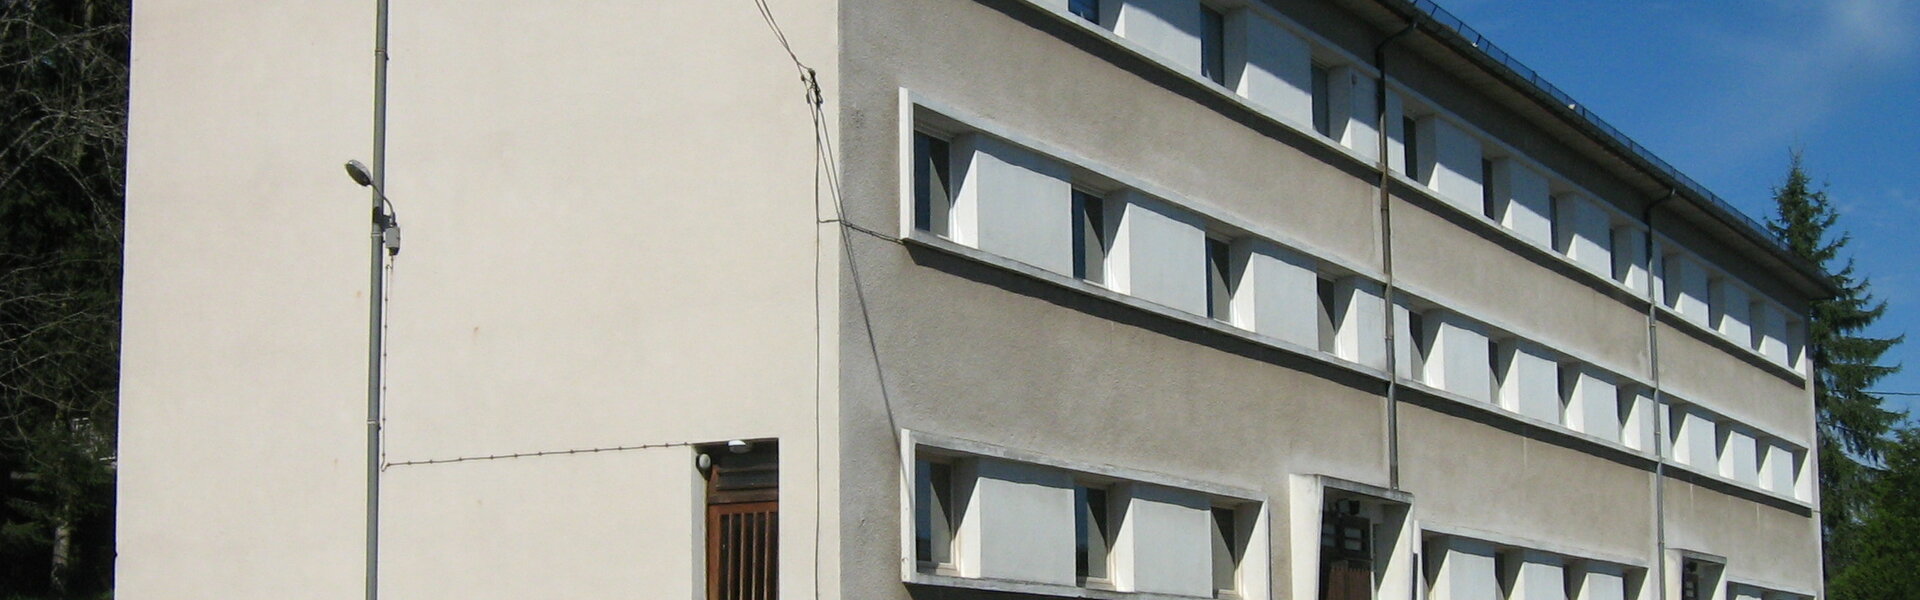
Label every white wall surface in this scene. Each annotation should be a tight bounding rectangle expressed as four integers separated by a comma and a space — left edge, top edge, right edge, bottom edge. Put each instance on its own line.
381, 448, 700, 599
1621, 388, 1658, 452
952, 133, 1074, 275
1612, 226, 1649, 293
1755, 304, 1790, 365
1232, 240, 1318, 346
1576, 563, 1627, 600
1116, 0, 1203, 74
1330, 67, 1379, 161
960, 459, 1076, 585
1664, 253, 1711, 326
1110, 191, 1209, 315
1227, 12, 1311, 124
1712, 280, 1752, 344
1674, 406, 1719, 469
1113, 484, 1213, 596
1762, 443, 1795, 494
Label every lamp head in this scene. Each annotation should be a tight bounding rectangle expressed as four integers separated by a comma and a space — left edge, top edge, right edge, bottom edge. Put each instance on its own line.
344, 160, 376, 188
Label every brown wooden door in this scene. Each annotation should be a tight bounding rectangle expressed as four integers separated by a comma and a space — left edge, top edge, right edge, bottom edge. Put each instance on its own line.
1319, 514, 1373, 600
707, 500, 778, 600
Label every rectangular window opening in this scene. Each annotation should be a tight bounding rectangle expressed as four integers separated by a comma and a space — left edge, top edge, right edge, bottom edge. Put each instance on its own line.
1311, 63, 1333, 136
1481, 158, 1499, 220
914, 458, 956, 569
1068, 0, 1100, 23
1316, 277, 1340, 354
1074, 483, 1113, 584
912, 132, 953, 237
1207, 237, 1235, 322
1072, 190, 1108, 285
1211, 506, 1241, 597
1402, 116, 1420, 181
1200, 5, 1227, 85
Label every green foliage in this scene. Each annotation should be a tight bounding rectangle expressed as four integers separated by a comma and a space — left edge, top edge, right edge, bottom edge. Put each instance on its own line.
1826, 429, 1920, 600
0, 0, 129, 596
1766, 153, 1906, 587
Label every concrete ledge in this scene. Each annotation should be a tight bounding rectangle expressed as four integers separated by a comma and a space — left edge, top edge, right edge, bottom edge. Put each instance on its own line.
1658, 459, 1812, 515
1395, 380, 1659, 471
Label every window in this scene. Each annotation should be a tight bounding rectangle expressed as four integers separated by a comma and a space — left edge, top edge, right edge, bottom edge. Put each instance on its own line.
1068, 0, 1100, 23
1316, 277, 1339, 353
1401, 116, 1419, 179
1548, 195, 1566, 253
1318, 499, 1372, 600
1207, 237, 1235, 322
1072, 190, 1109, 284
1481, 158, 1498, 220
913, 132, 954, 236
1311, 63, 1332, 136
1200, 5, 1227, 85
1211, 506, 1241, 597
914, 459, 956, 569
704, 441, 779, 600
1405, 310, 1429, 379
1074, 483, 1113, 584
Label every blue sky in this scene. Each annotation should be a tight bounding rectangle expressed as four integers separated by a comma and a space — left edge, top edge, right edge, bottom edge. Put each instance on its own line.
1435, 0, 1920, 420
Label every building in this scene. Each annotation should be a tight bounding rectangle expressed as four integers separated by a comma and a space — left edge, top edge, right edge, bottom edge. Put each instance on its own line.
118, 1, 1831, 599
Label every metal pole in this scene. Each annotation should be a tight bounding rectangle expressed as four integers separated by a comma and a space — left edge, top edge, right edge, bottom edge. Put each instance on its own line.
1374, 20, 1416, 492
366, 0, 389, 599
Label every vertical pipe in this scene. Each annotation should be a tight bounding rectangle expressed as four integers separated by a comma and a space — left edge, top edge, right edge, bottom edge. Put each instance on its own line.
1643, 190, 1673, 600
1373, 21, 1416, 491
365, 1, 389, 599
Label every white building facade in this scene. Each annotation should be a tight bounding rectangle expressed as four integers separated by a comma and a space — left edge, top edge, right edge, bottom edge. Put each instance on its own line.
118, 1, 1830, 600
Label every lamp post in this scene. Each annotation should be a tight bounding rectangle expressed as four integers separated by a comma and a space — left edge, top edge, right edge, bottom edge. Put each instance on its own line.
344, 158, 397, 600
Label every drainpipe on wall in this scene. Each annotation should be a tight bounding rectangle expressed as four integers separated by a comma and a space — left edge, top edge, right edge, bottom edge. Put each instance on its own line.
365, 1, 390, 599
1373, 20, 1417, 492
1643, 189, 1675, 600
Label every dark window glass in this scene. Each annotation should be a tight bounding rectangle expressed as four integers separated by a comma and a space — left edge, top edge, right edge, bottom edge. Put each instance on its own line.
1311, 63, 1332, 136
1481, 158, 1498, 219
1074, 486, 1111, 580
1207, 238, 1233, 321
1402, 116, 1419, 180
913, 460, 954, 564
1069, 0, 1100, 22
1211, 507, 1238, 593
1072, 191, 1107, 284
1200, 6, 1227, 85
913, 133, 952, 235
1317, 277, 1339, 353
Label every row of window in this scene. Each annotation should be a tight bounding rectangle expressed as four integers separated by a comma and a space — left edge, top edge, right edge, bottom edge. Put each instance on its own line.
1665, 402, 1808, 498
913, 447, 1263, 598
908, 116, 1808, 502
1033, 0, 1806, 373
1424, 535, 1642, 600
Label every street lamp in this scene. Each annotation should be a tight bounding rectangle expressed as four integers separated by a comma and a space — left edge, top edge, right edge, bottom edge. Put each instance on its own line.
345, 157, 398, 600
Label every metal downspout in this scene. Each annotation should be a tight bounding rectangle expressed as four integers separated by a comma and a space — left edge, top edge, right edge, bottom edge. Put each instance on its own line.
1375, 21, 1416, 492
1644, 189, 1675, 600
366, 1, 389, 599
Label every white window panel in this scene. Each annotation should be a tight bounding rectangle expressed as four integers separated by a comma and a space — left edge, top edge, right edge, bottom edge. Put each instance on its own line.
1718, 427, 1760, 486
1558, 195, 1612, 278
1497, 341, 1559, 418
1107, 191, 1208, 315
1328, 67, 1378, 159
1335, 278, 1388, 370
1663, 253, 1711, 326
1619, 387, 1657, 453
1419, 118, 1484, 214
1672, 405, 1718, 469
1574, 562, 1627, 600
1754, 302, 1790, 365
1232, 240, 1319, 347
1425, 311, 1492, 403
1711, 279, 1752, 343
1226, 12, 1311, 124
1114, 0, 1204, 74
1425, 537, 1498, 600
1494, 160, 1553, 246
959, 459, 1077, 585
951, 134, 1074, 275
1563, 366, 1620, 442
1112, 483, 1213, 597
1513, 551, 1566, 600
1611, 225, 1649, 293
1761, 442, 1796, 494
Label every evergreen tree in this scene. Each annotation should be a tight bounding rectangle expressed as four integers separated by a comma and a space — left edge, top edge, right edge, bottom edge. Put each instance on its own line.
1826, 429, 1920, 600
1765, 153, 1905, 580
